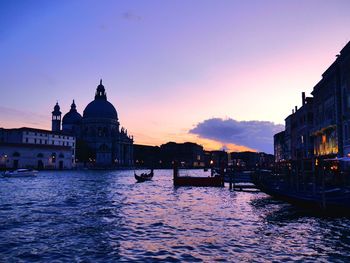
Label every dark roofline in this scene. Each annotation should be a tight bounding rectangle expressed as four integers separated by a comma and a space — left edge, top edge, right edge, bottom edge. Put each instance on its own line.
312, 42, 350, 95
274, 130, 285, 137
0, 127, 75, 138
0, 142, 72, 150
134, 144, 160, 149
340, 41, 350, 56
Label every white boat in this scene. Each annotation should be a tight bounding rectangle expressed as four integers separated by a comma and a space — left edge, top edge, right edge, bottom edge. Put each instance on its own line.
3, 169, 38, 177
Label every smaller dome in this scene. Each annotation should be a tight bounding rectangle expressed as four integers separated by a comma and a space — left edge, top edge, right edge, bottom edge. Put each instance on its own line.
62, 100, 82, 124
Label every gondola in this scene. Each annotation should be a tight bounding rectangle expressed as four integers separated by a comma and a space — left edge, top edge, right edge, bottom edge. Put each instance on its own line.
134, 169, 154, 182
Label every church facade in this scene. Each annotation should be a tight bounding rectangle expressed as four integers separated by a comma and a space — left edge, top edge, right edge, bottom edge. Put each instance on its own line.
52, 80, 133, 167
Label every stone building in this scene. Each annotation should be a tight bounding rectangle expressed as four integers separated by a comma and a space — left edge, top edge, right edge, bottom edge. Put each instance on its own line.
274, 41, 350, 164
0, 127, 75, 169
159, 142, 205, 168
54, 80, 133, 167
274, 131, 286, 163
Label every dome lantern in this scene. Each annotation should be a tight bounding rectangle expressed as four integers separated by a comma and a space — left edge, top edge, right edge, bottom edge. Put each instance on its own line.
83, 80, 118, 120
71, 100, 77, 111
95, 79, 107, 100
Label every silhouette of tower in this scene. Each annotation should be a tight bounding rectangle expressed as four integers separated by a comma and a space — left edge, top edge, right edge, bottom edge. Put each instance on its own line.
52, 102, 62, 132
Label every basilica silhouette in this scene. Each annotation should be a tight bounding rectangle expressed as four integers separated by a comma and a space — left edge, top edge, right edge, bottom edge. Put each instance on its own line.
51, 80, 133, 167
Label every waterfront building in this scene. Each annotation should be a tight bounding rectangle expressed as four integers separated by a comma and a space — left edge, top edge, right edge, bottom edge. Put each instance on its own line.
311, 65, 340, 158
209, 150, 228, 168
54, 80, 134, 167
294, 94, 314, 160
230, 151, 274, 169
338, 43, 350, 157
160, 142, 205, 168
0, 127, 75, 169
134, 144, 160, 168
284, 114, 292, 161
134, 142, 206, 168
274, 131, 286, 162
274, 41, 350, 164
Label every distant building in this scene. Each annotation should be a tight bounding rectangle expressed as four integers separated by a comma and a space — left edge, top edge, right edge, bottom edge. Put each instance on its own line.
274, 131, 286, 162
53, 80, 134, 167
0, 127, 75, 169
209, 150, 228, 168
160, 142, 205, 168
134, 144, 160, 168
230, 151, 274, 169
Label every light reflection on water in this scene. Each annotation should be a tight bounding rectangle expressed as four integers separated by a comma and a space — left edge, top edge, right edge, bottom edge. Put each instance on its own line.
1, 169, 350, 262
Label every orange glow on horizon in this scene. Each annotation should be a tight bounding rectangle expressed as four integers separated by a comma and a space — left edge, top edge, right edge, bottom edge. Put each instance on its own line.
1, 118, 257, 153
133, 132, 256, 153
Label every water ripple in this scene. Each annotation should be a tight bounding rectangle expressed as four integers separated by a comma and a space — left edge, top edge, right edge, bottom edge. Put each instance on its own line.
1, 170, 350, 262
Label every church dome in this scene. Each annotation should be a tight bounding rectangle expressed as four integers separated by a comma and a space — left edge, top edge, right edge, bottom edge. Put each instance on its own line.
62, 100, 82, 124
83, 80, 118, 120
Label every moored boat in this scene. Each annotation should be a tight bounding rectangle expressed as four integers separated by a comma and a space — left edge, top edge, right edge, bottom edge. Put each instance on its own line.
255, 168, 350, 212
3, 168, 38, 177
257, 179, 350, 211
173, 163, 224, 187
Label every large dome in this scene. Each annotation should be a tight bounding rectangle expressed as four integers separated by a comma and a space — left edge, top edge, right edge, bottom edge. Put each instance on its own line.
83, 80, 118, 120
83, 100, 118, 119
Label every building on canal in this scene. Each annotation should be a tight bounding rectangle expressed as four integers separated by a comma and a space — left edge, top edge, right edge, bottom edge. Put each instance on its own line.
53, 80, 134, 167
0, 127, 75, 169
274, 41, 350, 167
230, 151, 274, 169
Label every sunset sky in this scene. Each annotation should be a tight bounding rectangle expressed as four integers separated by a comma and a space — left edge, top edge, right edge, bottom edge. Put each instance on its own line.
1, 0, 350, 153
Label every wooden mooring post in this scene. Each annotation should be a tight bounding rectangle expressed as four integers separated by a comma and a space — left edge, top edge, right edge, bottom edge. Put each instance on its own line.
229, 170, 234, 190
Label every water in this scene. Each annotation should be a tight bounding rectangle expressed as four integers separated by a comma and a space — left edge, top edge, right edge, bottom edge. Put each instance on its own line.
1, 169, 350, 262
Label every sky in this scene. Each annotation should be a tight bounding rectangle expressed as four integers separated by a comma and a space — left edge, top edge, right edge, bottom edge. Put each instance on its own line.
1, 0, 350, 153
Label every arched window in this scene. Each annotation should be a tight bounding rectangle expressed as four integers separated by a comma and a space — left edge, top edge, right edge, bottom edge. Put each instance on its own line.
13, 152, 20, 157
37, 153, 44, 158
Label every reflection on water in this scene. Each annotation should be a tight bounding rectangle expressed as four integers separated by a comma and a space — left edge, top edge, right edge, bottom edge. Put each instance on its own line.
1, 169, 350, 262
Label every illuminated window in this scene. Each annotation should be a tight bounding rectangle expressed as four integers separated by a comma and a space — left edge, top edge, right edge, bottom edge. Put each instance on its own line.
322, 135, 326, 144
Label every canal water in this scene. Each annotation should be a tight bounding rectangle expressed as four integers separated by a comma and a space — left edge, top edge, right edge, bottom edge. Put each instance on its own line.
1, 169, 350, 262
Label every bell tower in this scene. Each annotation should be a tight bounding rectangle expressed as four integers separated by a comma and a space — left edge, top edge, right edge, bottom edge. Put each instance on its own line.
52, 102, 62, 132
